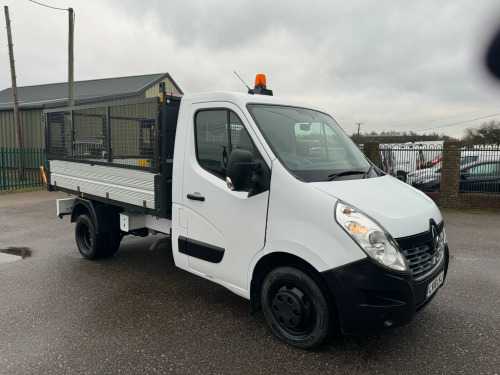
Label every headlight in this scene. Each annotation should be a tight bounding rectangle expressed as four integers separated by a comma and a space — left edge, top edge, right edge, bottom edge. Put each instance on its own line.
335, 201, 408, 271
437, 228, 446, 252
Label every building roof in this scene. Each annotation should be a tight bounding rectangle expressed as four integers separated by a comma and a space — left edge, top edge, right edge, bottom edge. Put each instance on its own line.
0, 73, 183, 110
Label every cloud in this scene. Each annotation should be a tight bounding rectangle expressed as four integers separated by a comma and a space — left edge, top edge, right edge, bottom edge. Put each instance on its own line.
2, 0, 500, 138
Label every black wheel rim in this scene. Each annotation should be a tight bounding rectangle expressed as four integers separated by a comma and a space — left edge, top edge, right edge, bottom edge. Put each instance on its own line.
270, 281, 316, 335
77, 223, 92, 252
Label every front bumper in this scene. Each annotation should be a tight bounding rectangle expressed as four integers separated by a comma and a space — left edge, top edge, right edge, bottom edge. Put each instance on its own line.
321, 244, 449, 334
412, 181, 440, 191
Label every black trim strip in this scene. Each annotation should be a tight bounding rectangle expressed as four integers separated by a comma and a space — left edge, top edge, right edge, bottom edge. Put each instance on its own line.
395, 220, 444, 249
178, 236, 225, 263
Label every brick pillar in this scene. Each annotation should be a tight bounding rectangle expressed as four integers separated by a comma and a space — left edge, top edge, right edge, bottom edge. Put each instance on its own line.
363, 142, 380, 166
439, 141, 461, 209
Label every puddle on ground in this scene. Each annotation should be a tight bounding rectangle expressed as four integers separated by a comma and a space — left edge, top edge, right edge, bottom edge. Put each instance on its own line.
0, 247, 31, 263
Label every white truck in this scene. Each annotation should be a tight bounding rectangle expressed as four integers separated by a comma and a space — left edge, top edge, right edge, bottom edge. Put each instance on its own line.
381, 141, 443, 182
45, 77, 449, 349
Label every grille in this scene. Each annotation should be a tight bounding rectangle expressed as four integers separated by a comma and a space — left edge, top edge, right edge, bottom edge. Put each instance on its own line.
399, 232, 444, 282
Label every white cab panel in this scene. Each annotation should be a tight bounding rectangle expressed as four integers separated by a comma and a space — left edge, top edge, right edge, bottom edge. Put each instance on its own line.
262, 161, 367, 273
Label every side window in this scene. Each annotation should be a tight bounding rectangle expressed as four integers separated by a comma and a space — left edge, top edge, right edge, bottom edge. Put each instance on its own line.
195, 109, 254, 179
467, 163, 500, 176
460, 156, 478, 165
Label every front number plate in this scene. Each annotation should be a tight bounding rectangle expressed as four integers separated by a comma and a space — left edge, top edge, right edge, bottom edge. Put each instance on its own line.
426, 271, 444, 298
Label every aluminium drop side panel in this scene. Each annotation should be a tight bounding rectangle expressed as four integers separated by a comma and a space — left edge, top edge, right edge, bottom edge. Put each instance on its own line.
49, 160, 156, 209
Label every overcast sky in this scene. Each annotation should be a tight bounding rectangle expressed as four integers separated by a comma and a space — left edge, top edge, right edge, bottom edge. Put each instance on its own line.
2, 0, 500, 138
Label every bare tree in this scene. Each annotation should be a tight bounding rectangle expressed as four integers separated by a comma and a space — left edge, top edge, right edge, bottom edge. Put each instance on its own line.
462, 120, 500, 146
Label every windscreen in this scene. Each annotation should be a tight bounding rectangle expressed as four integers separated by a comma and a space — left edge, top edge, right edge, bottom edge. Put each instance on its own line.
247, 104, 370, 182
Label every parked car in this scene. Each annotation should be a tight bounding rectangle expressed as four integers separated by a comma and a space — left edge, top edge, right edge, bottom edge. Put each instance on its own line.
459, 161, 500, 193
407, 150, 496, 187
412, 157, 500, 193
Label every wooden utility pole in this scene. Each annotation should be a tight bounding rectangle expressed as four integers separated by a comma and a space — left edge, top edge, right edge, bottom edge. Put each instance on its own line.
4, 6, 22, 150
4, 6, 24, 179
356, 122, 363, 136
68, 7, 74, 107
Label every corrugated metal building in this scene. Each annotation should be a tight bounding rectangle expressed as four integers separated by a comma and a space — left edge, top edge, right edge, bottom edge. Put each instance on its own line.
0, 73, 183, 148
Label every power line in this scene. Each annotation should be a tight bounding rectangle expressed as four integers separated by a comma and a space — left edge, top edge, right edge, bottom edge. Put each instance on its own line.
409, 113, 500, 132
27, 0, 68, 11
344, 112, 500, 136
397, 105, 500, 128
344, 106, 500, 135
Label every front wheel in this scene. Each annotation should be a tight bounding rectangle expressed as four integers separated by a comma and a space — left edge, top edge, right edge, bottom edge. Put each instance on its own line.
261, 266, 331, 349
396, 170, 407, 182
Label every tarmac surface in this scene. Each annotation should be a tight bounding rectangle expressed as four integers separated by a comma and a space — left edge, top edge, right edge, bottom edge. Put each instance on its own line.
0, 190, 499, 375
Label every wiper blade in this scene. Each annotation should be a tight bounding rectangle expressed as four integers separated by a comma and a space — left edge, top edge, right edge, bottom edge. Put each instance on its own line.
363, 165, 374, 179
324, 170, 366, 181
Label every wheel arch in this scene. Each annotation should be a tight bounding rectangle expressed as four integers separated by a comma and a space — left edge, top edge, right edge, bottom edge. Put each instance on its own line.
70, 198, 122, 234
249, 252, 337, 315
71, 199, 95, 224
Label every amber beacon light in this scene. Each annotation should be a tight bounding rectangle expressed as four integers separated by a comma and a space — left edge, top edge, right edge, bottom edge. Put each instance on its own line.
253, 74, 273, 96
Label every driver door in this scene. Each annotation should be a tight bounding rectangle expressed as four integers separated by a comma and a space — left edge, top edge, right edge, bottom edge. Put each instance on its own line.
180, 102, 270, 291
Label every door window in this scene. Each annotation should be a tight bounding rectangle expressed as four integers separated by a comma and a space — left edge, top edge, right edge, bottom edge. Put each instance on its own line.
466, 162, 500, 176
195, 109, 254, 179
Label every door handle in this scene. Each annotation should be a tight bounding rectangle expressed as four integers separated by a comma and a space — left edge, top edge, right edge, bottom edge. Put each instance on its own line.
187, 194, 205, 202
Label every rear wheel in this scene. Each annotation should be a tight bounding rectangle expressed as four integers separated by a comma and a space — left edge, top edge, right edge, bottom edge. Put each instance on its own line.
104, 231, 122, 257
75, 214, 119, 259
261, 266, 331, 349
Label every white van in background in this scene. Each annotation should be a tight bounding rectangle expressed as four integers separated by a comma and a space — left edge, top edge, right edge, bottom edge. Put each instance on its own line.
381, 141, 443, 182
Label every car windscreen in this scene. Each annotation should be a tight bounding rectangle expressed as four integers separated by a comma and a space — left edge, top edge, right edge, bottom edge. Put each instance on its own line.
247, 104, 370, 182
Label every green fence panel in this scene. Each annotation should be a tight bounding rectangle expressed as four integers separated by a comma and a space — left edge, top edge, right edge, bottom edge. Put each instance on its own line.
0, 148, 46, 190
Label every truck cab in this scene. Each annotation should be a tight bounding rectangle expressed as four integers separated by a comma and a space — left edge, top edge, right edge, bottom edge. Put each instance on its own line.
46, 78, 449, 349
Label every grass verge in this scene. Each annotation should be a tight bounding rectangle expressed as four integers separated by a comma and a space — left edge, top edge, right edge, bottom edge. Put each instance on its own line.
0, 186, 45, 196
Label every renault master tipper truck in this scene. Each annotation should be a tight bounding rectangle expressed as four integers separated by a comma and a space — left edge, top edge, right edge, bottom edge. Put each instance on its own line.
45, 76, 449, 349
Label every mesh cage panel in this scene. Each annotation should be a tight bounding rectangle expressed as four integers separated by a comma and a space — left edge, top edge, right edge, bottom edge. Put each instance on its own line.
74, 107, 107, 161
45, 100, 158, 169
110, 102, 157, 168
47, 112, 72, 157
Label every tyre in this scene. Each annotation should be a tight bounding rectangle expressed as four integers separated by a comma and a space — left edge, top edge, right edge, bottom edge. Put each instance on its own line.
75, 214, 107, 259
396, 170, 407, 182
261, 266, 331, 349
104, 231, 122, 257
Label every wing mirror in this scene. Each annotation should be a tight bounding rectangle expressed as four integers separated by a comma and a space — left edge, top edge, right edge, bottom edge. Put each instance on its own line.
226, 149, 259, 191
